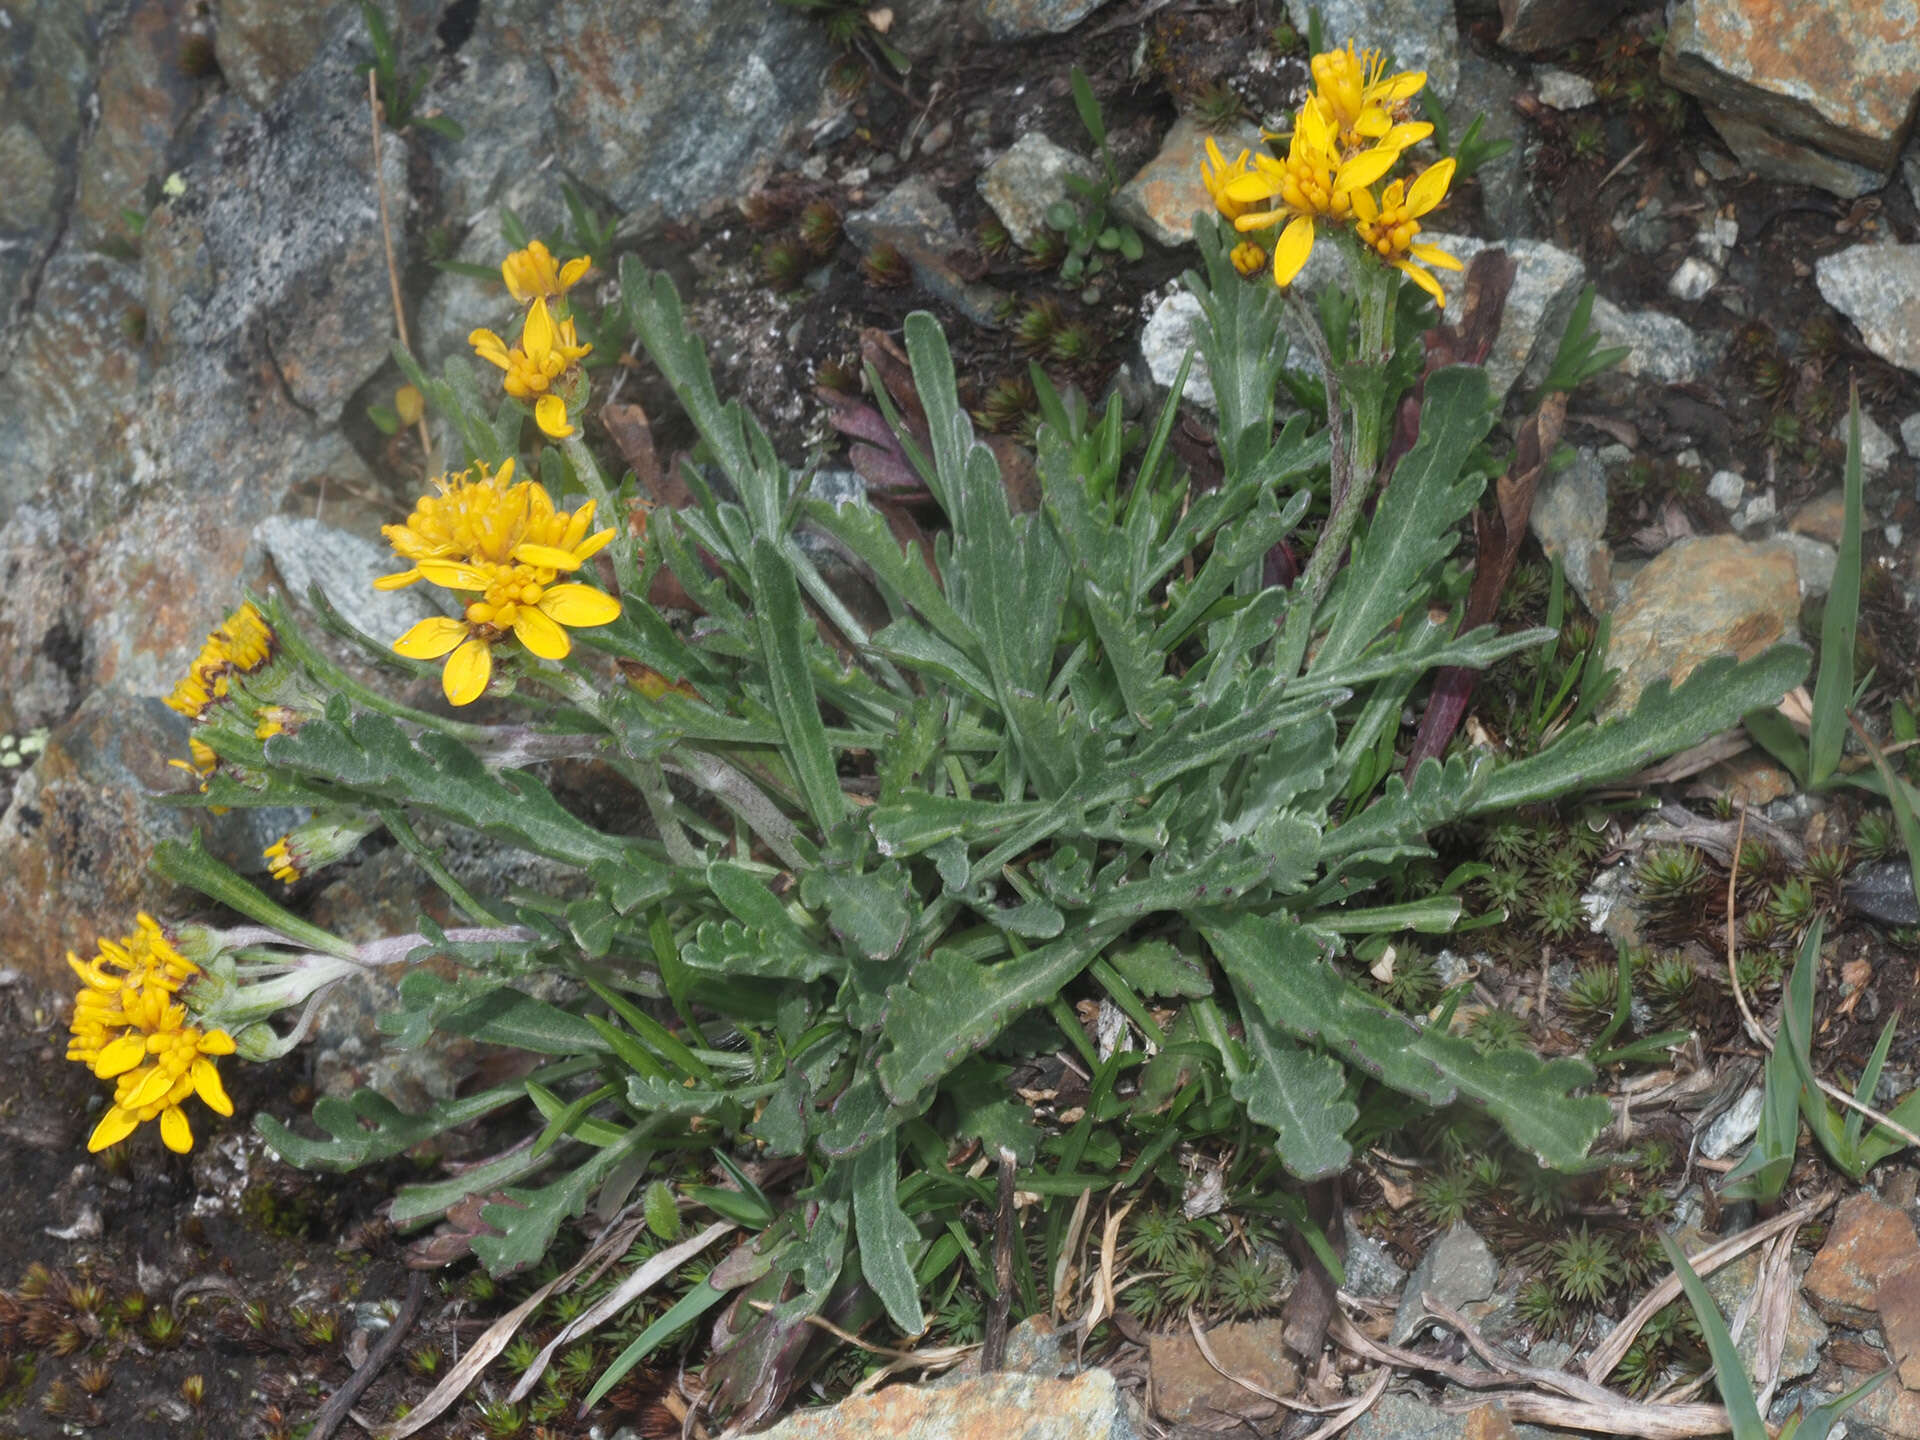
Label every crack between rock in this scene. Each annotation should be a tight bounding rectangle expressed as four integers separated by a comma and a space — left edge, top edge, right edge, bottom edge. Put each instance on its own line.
259, 322, 321, 423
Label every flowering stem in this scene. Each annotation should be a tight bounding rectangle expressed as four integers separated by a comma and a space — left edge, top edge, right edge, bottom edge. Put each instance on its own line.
379, 807, 510, 926
152, 836, 358, 961
561, 433, 644, 602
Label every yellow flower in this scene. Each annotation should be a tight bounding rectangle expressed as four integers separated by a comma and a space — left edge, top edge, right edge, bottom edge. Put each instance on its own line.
375, 458, 615, 589
65, 914, 236, 1154
392, 579, 621, 706
1224, 104, 1400, 288
470, 297, 591, 438
1230, 241, 1268, 277
1306, 43, 1431, 152
1351, 158, 1462, 306
1201, 137, 1261, 222
168, 736, 220, 778
501, 240, 591, 306
164, 603, 276, 718
394, 384, 425, 425
264, 838, 300, 885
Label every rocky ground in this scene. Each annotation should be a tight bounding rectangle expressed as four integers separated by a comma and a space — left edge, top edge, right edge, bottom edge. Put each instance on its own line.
3, 0, 1920, 1436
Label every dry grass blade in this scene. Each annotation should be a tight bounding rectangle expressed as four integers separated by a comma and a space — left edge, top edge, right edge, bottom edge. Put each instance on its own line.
378, 1273, 566, 1438
506, 1221, 735, 1403
1451, 1390, 1732, 1439
1583, 1191, 1835, 1383
1051, 1189, 1093, 1323
1070, 1199, 1131, 1368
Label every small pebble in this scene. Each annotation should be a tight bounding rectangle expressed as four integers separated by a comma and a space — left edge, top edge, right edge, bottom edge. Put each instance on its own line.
1708, 469, 1746, 510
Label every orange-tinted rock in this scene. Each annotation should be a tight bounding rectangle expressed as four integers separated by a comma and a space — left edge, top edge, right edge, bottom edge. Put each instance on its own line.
1804, 1192, 1920, 1327
1661, 0, 1920, 171
751, 1368, 1132, 1440
1113, 117, 1266, 250
1790, 490, 1848, 545
1149, 1319, 1300, 1424
1600, 535, 1802, 715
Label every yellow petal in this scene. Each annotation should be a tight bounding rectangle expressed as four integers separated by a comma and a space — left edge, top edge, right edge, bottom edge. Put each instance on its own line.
1350, 185, 1379, 222
443, 636, 493, 706
1377, 70, 1427, 102
469, 328, 510, 369
1407, 158, 1456, 217
496, 457, 517, 485
1335, 146, 1398, 193
537, 583, 622, 628
393, 616, 470, 660
512, 605, 572, 660
1396, 259, 1447, 308
159, 1104, 193, 1153
198, 1028, 237, 1056
1410, 242, 1463, 270
1234, 210, 1286, 232
192, 1059, 234, 1117
1355, 109, 1391, 138
93, 1034, 150, 1079
1380, 179, 1406, 211
559, 256, 591, 289
1379, 122, 1434, 150
512, 542, 585, 571
535, 394, 575, 439
1222, 173, 1279, 205
524, 296, 555, 360
1272, 215, 1315, 288
416, 560, 493, 590
88, 1106, 140, 1153
372, 569, 422, 591
574, 527, 615, 562
125, 1065, 174, 1111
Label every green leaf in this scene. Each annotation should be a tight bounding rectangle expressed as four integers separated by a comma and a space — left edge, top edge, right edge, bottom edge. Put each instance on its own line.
800, 865, 913, 962
852, 1136, 926, 1334
1312, 367, 1493, 674
583, 1280, 731, 1412
878, 921, 1128, 1108
749, 536, 846, 831
1810, 389, 1864, 784
1069, 65, 1105, 147
1722, 1036, 1797, 1203
473, 1131, 646, 1274
1781, 1368, 1892, 1440
386, 971, 613, 1056
1108, 940, 1212, 999
1471, 648, 1812, 815
1206, 914, 1609, 1170
1227, 984, 1356, 1180
1661, 1234, 1770, 1440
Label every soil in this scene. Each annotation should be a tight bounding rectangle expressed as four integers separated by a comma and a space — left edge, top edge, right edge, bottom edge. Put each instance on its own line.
7, 4, 1920, 1436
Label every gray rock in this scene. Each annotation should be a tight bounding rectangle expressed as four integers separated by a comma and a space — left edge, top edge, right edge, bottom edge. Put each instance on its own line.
1499, 0, 1633, 52
1847, 862, 1920, 927
1536, 67, 1598, 109
1733, 490, 1778, 533
1704, 1248, 1829, 1384
1782, 533, 1839, 599
73, 0, 206, 252
1391, 1221, 1497, 1344
751, 1366, 1138, 1439
0, 0, 93, 315
1709, 470, 1746, 510
422, 0, 560, 225
1140, 291, 1216, 412
1288, 0, 1459, 99
212, 0, 335, 109
253, 515, 445, 645
1343, 1216, 1408, 1299
413, 175, 571, 371
978, 134, 1101, 249
1345, 1393, 1570, 1440
1587, 297, 1709, 385
141, 10, 409, 422
1452, 51, 1532, 238
1423, 233, 1588, 401
1661, 0, 1920, 173
1699, 108, 1892, 199
1818, 245, 1920, 376
1700, 1085, 1766, 1159
545, 0, 834, 223
1669, 255, 1719, 302
1901, 411, 1920, 456
979, 0, 1119, 39
1530, 449, 1613, 614
847, 176, 962, 253
1834, 411, 1899, 474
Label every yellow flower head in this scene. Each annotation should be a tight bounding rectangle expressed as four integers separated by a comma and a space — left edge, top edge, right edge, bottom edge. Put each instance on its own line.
502, 241, 592, 306
264, 813, 379, 885
1307, 43, 1431, 152
165, 603, 276, 718
1230, 241, 1269, 277
470, 297, 592, 438
1201, 138, 1261, 222
66, 914, 236, 1154
1352, 158, 1462, 306
379, 463, 622, 705
1224, 104, 1400, 288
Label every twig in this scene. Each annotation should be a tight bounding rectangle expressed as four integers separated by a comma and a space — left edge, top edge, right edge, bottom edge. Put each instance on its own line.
980, 1146, 1018, 1373
310, 1271, 428, 1440
368, 71, 432, 463
1596, 138, 1651, 194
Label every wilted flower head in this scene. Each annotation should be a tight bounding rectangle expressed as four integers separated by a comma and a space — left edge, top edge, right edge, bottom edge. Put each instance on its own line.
265, 812, 380, 885
164, 603, 276, 719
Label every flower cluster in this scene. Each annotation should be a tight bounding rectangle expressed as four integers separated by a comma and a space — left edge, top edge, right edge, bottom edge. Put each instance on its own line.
378, 456, 622, 705
473, 240, 593, 439
67, 915, 236, 1154
1201, 42, 1461, 305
